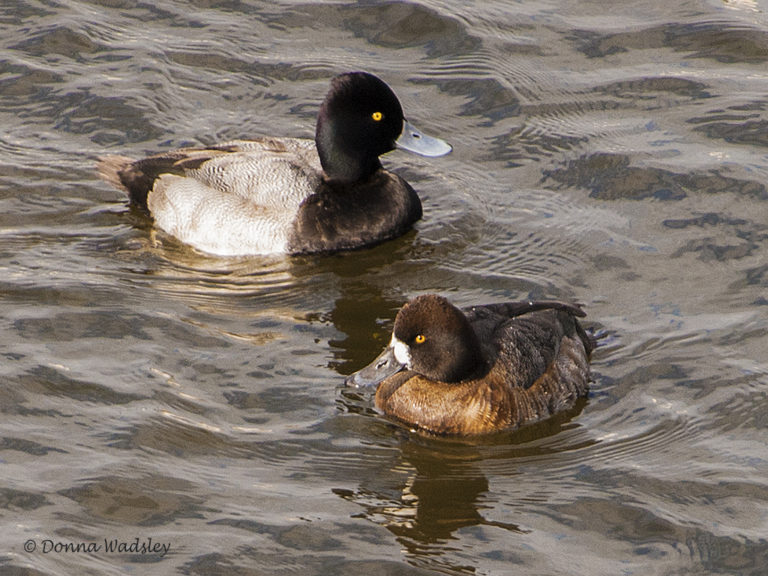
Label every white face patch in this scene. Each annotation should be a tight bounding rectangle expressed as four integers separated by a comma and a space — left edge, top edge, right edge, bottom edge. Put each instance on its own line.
391, 335, 412, 368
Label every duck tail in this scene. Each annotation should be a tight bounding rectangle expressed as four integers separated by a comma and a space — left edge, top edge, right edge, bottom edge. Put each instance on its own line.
97, 154, 155, 209
576, 322, 598, 358
97, 154, 133, 190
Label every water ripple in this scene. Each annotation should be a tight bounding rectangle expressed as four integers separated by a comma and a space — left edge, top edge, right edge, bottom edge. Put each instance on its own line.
3, 2, 768, 575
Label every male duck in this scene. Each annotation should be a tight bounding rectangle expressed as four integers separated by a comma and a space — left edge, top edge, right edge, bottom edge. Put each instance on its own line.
98, 72, 451, 256
347, 294, 594, 436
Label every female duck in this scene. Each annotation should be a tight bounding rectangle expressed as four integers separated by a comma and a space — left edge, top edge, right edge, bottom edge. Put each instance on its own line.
98, 72, 451, 256
347, 294, 594, 436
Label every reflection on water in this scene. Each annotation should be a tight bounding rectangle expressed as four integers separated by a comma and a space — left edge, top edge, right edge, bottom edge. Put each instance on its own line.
2, 0, 768, 574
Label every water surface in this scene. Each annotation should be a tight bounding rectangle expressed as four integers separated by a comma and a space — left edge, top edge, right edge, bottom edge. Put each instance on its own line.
2, 0, 768, 574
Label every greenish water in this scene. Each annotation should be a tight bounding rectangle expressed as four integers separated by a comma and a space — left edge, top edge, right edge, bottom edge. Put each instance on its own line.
2, 0, 768, 574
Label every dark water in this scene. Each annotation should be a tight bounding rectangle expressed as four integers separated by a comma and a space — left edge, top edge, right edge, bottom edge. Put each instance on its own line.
2, 0, 768, 574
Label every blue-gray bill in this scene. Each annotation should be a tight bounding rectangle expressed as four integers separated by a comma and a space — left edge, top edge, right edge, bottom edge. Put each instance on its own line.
345, 345, 405, 388
395, 120, 452, 157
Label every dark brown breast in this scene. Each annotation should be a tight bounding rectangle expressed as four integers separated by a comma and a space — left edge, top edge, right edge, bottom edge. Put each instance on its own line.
287, 170, 422, 254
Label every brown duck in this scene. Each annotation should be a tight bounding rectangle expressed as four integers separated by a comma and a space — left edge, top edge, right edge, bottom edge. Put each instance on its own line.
346, 294, 594, 436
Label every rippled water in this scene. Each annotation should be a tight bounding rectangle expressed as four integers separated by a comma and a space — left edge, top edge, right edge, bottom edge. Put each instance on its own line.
2, 0, 768, 574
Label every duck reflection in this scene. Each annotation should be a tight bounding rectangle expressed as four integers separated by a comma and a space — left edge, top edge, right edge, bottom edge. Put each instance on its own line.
331, 399, 589, 568
325, 289, 405, 376
335, 436, 524, 556
395, 442, 523, 544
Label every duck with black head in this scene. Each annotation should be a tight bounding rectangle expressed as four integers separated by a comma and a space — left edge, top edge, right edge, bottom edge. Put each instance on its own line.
347, 294, 595, 436
98, 72, 451, 256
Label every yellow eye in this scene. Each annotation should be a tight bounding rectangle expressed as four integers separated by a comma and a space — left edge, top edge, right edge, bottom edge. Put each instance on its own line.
371, 111, 383, 122
414, 334, 426, 344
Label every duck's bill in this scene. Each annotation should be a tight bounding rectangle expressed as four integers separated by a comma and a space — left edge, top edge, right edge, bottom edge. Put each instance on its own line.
345, 346, 405, 388
396, 120, 452, 157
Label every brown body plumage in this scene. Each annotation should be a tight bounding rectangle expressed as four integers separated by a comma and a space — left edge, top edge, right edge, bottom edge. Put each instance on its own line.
348, 295, 594, 436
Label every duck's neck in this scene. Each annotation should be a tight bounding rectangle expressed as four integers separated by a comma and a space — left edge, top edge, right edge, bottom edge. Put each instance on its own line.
315, 118, 382, 184
440, 315, 486, 383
